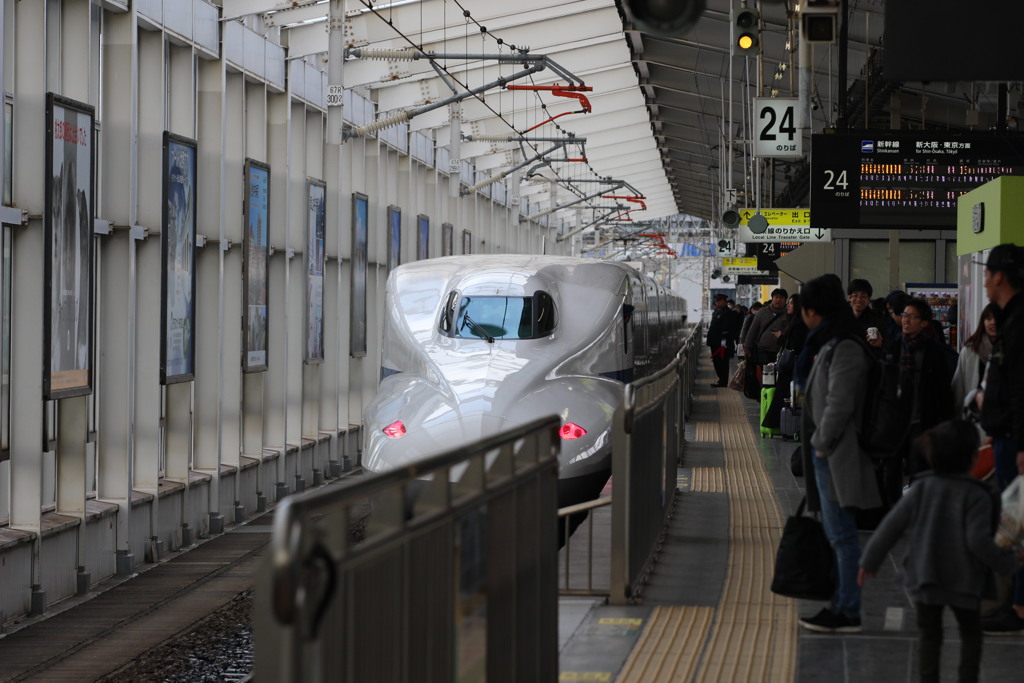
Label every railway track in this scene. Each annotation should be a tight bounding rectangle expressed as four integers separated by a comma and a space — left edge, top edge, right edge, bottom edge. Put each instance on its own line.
0, 495, 370, 682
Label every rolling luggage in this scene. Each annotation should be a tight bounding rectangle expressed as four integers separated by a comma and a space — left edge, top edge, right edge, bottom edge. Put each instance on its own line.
780, 404, 800, 441
760, 387, 781, 438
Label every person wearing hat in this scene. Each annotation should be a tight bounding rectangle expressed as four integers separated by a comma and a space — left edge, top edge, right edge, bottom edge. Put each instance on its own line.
976, 243, 1024, 634
707, 293, 741, 387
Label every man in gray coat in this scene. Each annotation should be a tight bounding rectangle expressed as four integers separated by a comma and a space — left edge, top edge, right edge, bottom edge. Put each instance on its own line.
744, 288, 788, 365
798, 275, 883, 633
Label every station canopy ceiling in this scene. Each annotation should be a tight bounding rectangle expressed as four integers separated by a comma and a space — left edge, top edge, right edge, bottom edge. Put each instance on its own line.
233, 0, 1006, 227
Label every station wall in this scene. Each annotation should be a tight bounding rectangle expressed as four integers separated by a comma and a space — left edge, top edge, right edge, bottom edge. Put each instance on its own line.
0, 0, 567, 618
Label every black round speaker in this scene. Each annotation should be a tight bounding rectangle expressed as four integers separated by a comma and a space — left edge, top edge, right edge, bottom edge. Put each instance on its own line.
748, 213, 769, 234
624, 0, 706, 37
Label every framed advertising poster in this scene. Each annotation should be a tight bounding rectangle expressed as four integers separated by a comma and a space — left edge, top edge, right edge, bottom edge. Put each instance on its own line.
462, 229, 472, 255
351, 193, 368, 358
441, 222, 453, 256
416, 214, 429, 260
44, 93, 95, 399
387, 205, 401, 272
161, 132, 197, 384
305, 178, 326, 363
243, 158, 270, 373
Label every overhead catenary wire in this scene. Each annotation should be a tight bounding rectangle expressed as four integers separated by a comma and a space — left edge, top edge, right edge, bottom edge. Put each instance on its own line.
350, 0, 645, 232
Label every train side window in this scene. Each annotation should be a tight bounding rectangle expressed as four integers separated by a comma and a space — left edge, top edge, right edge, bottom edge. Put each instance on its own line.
534, 291, 556, 336
622, 303, 634, 354
439, 290, 459, 334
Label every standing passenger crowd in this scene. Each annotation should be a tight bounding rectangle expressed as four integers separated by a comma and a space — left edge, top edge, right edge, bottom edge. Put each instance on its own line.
708, 243, 1024, 682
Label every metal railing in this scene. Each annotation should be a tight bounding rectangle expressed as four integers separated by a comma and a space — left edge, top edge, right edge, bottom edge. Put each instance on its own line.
257, 416, 561, 683
558, 495, 612, 594
556, 324, 702, 599
609, 323, 702, 604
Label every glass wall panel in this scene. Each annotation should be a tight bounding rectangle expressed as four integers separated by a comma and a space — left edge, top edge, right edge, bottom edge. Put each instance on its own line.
945, 241, 958, 283
850, 240, 889, 294
900, 240, 935, 286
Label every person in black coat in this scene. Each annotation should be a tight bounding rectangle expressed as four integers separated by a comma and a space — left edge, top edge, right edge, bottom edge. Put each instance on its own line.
977, 243, 1024, 634
880, 297, 954, 500
848, 278, 886, 353
707, 293, 741, 387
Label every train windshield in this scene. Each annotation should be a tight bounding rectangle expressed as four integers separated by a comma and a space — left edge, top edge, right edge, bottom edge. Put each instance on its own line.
440, 291, 555, 340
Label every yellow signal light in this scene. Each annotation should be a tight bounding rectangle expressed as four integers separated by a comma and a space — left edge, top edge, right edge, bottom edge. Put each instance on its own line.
733, 8, 760, 55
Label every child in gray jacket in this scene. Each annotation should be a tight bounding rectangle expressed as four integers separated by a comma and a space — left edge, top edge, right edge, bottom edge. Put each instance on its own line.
859, 420, 1022, 683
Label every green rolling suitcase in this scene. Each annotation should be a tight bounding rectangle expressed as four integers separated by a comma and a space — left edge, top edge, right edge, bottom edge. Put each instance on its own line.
760, 387, 781, 438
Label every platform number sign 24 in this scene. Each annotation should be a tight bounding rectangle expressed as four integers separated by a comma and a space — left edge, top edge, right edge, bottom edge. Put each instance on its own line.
754, 98, 802, 158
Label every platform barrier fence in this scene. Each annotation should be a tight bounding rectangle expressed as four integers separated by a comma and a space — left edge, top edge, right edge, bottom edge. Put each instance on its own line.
256, 416, 561, 683
609, 323, 701, 604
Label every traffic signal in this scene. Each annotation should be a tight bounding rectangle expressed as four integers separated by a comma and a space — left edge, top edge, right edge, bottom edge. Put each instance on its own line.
801, 0, 838, 43
732, 8, 759, 55
721, 207, 741, 228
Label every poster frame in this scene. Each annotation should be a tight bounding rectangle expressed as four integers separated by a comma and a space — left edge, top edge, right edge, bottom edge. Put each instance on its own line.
416, 214, 429, 261
160, 132, 198, 384
350, 192, 368, 358
441, 223, 454, 256
242, 158, 270, 373
387, 205, 401, 272
43, 92, 95, 400
304, 178, 326, 363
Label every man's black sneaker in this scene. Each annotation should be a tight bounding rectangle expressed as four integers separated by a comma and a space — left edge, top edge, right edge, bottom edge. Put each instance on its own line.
982, 610, 1024, 636
798, 608, 862, 633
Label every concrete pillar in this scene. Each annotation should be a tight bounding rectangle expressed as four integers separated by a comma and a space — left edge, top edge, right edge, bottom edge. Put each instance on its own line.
194, 57, 225, 532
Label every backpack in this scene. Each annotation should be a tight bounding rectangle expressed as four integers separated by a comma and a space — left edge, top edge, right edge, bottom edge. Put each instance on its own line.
850, 336, 910, 458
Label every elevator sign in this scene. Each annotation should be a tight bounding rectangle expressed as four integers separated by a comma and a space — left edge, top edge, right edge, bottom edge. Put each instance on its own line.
754, 98, 802, 158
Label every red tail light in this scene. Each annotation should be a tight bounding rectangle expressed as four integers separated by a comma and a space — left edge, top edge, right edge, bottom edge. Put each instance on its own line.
382, 420, 407, 438
559, 422, 586, 440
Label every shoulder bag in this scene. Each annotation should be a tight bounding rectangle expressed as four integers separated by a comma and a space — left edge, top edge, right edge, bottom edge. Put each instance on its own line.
771, 496, 836, 600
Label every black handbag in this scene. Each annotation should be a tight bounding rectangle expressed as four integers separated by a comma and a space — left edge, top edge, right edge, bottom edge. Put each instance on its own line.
770, 496, 836, 600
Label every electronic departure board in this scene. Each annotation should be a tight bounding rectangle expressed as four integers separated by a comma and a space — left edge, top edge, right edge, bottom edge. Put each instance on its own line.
810, 130, 1024, 229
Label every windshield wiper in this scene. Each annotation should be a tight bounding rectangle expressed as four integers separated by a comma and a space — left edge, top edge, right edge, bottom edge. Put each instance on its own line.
462, 313, 495, 343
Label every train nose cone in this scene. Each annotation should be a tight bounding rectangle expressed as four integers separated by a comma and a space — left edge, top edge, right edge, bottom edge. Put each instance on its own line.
364, 416, 510, 472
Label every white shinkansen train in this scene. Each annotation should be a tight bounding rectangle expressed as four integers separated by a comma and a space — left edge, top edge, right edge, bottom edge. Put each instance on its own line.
362, 255, 688, 512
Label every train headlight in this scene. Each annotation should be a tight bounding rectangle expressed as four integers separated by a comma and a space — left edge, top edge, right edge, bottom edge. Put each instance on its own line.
382, 420, 407, 438
559, 422, 587, 440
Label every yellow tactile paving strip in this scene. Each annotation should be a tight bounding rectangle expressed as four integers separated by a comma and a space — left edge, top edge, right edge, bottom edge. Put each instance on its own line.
690, 467, 725, 493
617, 378, 797, 683
616, 606, 713, 681
695, 422, 717, 442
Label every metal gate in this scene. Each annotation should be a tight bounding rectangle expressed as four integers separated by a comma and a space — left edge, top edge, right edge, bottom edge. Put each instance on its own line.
257, 416, 561, 683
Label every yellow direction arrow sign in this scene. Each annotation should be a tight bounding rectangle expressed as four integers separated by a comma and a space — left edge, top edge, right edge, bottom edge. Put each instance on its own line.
738, 208, 831, 243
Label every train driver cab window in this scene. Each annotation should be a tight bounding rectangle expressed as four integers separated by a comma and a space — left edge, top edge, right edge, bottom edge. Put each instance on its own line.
440, 291, 556, 340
